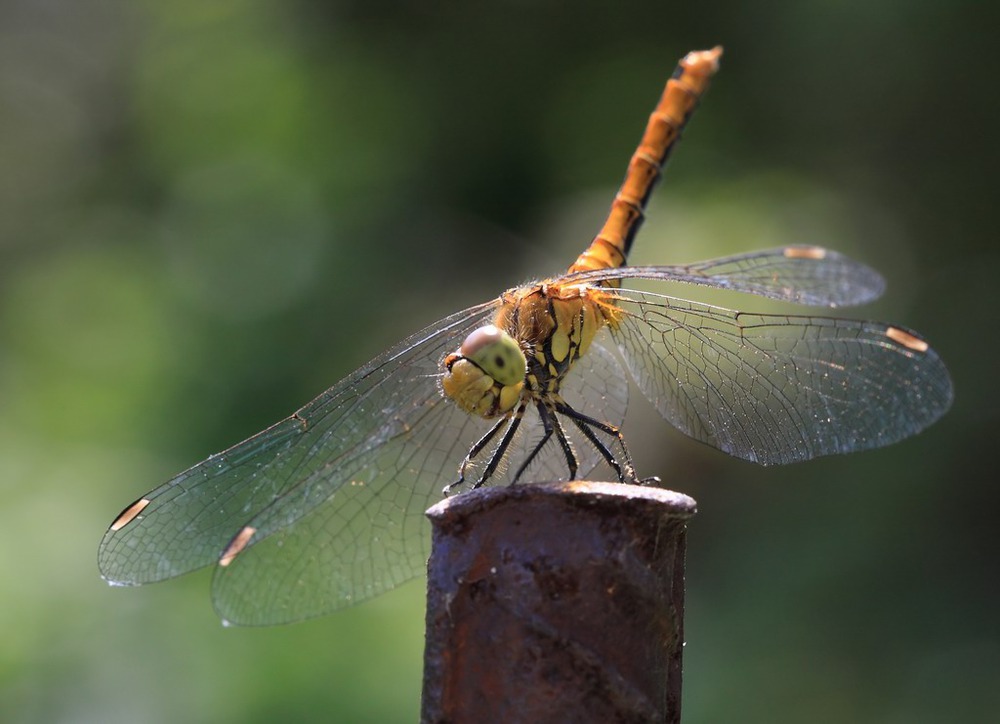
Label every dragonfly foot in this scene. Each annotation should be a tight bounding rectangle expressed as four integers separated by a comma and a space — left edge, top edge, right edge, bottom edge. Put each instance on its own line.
618, 466, 660, 487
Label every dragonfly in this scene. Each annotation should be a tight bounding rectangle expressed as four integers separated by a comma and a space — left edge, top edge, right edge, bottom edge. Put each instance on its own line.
99, 47, 952, 626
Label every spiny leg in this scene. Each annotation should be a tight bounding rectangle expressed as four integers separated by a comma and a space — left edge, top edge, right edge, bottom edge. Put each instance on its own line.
445, 413, 509, 495
512, 401, 554, 484
554, 401, 651, 485
549, 407, 579, 480
568, 414, 625, 482
509, 401, 582, 484
471, 402, 527, 490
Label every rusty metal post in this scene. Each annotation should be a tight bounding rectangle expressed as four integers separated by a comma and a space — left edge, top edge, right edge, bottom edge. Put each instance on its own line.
420, 481, 697, 724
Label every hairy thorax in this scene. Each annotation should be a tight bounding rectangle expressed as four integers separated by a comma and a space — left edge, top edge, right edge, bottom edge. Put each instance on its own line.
441, 281, 621, 420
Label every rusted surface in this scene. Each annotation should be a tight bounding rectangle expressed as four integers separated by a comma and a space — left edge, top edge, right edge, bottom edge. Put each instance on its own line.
421, 481, 696, 724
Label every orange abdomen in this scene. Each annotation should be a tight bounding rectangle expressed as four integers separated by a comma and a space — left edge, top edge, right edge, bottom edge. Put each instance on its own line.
568, 47, 723, 276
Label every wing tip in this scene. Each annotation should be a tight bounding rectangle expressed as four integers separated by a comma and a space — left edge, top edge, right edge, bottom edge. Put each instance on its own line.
218, 526, 257, 567
109, 498, 151, 532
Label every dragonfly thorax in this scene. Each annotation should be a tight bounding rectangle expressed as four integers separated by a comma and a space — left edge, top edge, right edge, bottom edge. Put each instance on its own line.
442, 283, 617, 421
498, 283, 613, 392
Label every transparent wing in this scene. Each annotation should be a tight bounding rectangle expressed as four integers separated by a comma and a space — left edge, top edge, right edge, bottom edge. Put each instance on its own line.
211, 386, 496, 624
563, 245, 886, 307
609, 288, 953, 465
99, 300, 501, 592
208, 333, 629, 625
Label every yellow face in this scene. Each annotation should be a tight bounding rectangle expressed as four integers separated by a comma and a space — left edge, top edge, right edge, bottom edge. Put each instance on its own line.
441, 325, 526, 418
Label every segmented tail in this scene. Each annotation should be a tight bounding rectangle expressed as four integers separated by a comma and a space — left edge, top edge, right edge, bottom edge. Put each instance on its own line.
568, 46, 723, 275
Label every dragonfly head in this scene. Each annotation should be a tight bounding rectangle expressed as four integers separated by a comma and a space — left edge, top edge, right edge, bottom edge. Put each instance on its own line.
442, 324, 526, 418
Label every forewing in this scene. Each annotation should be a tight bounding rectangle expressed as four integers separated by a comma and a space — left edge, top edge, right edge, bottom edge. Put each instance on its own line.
99, 300, 500, 588
611, 289, 953, 465
210, 389, 494, 624
209, 328, 630, 624
564, 245, 886, 307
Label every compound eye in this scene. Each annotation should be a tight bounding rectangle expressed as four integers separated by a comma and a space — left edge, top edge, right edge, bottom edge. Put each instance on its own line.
460, 325, 526, 386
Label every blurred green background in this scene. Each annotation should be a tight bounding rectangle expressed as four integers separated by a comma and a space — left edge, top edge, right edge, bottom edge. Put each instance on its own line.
1, 1, 995, 722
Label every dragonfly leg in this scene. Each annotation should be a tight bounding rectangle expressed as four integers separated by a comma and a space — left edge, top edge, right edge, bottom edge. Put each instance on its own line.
549, 408, 579, 481
444, 414, 508, 495
510, 401, 580, 484
445, 403, 529, 495
554, 402, 645, 485
471, 403, 526, 489
567, 414, 624, 482
511, 403, 554, 484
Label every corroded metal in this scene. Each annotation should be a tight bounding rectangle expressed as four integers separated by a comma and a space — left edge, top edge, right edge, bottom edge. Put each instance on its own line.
421, 481, 697, 723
